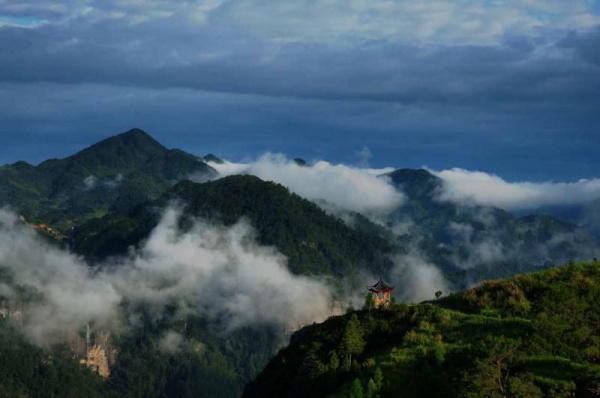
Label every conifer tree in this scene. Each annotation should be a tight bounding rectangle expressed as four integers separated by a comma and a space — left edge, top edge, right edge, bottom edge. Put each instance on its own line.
342, 314, 365, 365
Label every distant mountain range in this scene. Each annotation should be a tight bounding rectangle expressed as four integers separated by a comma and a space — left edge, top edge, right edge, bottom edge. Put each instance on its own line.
1, 127, 597, 288
383, 168, 599, 285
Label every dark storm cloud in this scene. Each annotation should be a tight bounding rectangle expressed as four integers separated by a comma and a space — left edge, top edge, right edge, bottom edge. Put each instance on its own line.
1, 19, 599, 110
0, 1, 598, 180
558, 27, 600, 66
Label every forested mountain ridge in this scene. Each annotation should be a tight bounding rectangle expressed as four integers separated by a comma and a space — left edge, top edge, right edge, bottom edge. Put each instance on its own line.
0, 128, 216, 229
244, 260, 600, 398
1, 128, 594, 285
72, 175, 397, 281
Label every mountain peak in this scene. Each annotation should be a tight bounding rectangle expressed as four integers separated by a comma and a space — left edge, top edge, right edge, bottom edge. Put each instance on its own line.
101, 128, 165, 151
120, 127, 154, 139
383, 168, 442, 200
68, 128, 167, 168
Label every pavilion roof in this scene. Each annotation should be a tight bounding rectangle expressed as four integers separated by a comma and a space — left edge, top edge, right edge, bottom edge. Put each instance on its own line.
368, 278, 395, 292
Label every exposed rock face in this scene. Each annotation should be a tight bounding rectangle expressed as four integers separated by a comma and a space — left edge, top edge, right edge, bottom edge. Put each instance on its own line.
79, 330, 115, 379
81, 345, 111, 379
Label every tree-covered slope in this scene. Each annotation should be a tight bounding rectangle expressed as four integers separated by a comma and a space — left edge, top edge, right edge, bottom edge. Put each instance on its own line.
106, 309, 283, 398
0, 128, 216, 229
73, 175, 397, 280
244, 260, 600, 398
0, 266, 283, 398
0, 321, 113, 398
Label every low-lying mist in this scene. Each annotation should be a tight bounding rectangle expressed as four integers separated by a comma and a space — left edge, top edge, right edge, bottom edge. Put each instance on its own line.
206, 153, 404, 215
431, 167, 600, 210
0, 207, 333, 346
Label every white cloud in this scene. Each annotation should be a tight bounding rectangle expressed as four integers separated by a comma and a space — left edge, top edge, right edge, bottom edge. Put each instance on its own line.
117, 207, 333, 329
0, 207, 333, 345
0, 16, 47, 28
390, 250, 450, 303
208, 153, 403, 215
356, 146, 372, 168
432, 168, 600, 210
446, 221, 506, 269
82, 174, 123, 190
103, 173, 123, 188
213, 0, 599, 45
157, 330, 185, 354
7, 0, 598, 46
0, 209, 121, 344
83, 175, 98, 190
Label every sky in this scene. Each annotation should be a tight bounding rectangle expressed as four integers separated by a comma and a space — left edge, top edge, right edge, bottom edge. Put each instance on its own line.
0, 0, 599, 182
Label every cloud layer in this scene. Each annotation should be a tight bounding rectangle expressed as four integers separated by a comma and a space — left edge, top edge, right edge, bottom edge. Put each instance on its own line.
207, 153, 404, 214
390, 250, 451, 303
432, 168, 600, 210
2, 0, 597, 45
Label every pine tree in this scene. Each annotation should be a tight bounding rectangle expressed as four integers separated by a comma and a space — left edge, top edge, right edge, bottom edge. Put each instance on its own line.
364, 293, 375, 310
366, 378, 378, 398
374, 366, 383, 390
342, 314, 365, 365
329, 351, 340, 371
349, 379, 364, 398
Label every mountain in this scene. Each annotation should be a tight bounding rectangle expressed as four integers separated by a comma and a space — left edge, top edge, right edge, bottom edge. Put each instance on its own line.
382, 168, 599, 285
244, 260, 600, 398
515, 200, 600, 240
0, 128, 216, 230
385, 168, 443, 201
72, 175, 397, 281
1, 131, 598, 398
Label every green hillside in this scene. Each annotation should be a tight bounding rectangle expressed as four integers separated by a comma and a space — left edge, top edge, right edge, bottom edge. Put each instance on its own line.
244, 260, 600, 397
0, 128, 216, 230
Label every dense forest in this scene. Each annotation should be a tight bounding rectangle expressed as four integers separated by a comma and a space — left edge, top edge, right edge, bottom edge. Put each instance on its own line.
0, 321, 112, 398
245, 260, 600, 397
0, 310, 281, 398
72, 175, 397, 283
0, 262, 284, 398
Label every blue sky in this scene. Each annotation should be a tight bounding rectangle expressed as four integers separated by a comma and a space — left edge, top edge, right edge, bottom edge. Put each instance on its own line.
0, 0, 599, 182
